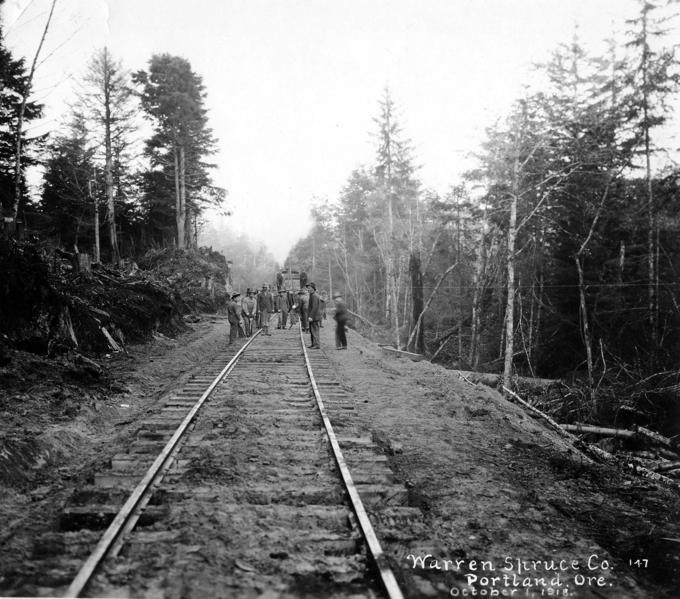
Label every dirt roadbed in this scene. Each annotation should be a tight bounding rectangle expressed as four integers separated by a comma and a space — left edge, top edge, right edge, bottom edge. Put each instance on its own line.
316, 323, 680, 598
1, 316, 679, 598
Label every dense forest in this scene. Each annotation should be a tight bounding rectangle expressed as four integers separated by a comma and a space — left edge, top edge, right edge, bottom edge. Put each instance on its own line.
286, 2, 680, 431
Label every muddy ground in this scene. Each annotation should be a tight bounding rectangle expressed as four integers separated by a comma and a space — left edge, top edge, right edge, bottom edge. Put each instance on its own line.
1, 316, 679, 598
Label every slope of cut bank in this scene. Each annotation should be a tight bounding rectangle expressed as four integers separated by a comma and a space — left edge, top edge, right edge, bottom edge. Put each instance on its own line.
317, 323, 680, 598
0, 316, 233, 592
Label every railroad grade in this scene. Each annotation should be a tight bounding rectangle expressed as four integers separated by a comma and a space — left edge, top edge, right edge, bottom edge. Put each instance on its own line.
18, 324, 440, 598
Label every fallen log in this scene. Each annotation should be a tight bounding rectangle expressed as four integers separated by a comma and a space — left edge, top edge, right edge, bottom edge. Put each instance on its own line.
503, 386, 680, 490
453, 370, 559, 389
636, 426, 674, 449
561, 424, 637, 439
654, 461, 680, 474
561, 424, 678, 453
347, 310, 378, 328
101, 327, 122, 352
503, 387, 578, 441
379, 345, 425, 362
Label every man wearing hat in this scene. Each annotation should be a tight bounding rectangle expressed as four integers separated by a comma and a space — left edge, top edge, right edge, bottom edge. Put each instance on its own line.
242, 289, 257, 336
307, 282, 322, 349
276, 289, 290, 329
257, 284, 274, 336
333, 293, 349, 350
227, 293, 241, 345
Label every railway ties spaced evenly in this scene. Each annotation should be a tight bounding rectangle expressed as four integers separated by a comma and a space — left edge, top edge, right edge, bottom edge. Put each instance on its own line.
62, 318, 409, 599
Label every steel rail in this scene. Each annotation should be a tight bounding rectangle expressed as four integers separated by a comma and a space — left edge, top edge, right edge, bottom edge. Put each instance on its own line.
64, 328, 264, 598
298, 326, 405, 599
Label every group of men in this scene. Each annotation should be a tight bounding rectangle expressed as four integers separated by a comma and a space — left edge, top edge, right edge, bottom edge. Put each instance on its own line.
226, 282, 350, 350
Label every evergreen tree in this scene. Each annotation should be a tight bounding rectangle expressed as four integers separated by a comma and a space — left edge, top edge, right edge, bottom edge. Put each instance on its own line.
372, 88, 420, 347
0, 27, 44, 230
133, 54, 222, 250
624, 0, 679, 352
38, 116, 100, 253
78, 47, 137, 262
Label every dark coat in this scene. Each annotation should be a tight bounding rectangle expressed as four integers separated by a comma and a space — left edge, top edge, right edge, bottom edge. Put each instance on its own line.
333, 299, 349, 324
308, 292, 322, 321
226, 300, 239, 324
257, 291, 273, 313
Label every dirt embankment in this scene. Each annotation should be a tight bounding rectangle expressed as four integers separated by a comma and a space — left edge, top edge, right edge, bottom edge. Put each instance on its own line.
316, 323, 680, 598
0, 316, 232, 590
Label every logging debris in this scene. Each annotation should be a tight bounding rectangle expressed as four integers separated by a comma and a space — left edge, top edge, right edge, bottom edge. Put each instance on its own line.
503, 386, 680, 488
0, 240, 232, 359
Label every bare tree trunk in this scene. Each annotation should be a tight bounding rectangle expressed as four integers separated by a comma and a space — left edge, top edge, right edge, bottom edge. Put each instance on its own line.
173, 146, 181, 248
90, 179, 100, 263
391, 265, 400, 348
8, 0, 58, 229
408, 252, 424, 353
534, 268, 544, 366
469, 225, 488, 369
176, 144, 186, 249
574, 172, 614, 392
655, 221, 660, 343
407, 261, 458, 351
502, 146, 519, 394
102, 48, 119, 263
640, 9, 656, 351
575, 255, 594, 388
328, 253, 333, 299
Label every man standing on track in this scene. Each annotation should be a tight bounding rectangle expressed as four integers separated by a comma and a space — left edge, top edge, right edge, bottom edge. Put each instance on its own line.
234, 293, 246, 338
277, 289, 290, 329
299, 287, 309, 332
289, 291, 301, 328
227, 293, 240, 345
333, 293, 349, 350
273, 289, 282, 328
307, 282, 322, 349
257, 284, 273, 336
242, 289, 256, 336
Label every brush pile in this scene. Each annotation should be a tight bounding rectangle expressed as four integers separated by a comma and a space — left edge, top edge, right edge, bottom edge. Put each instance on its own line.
0, 239, 231, 359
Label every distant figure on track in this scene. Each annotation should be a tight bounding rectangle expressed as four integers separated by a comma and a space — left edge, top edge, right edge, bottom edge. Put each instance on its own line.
307, 282, 322, 349
299, 288, 309, 332
257, 284, 273, 336
333, 293, 349, 350
288, 291, 301, 328
242, 289, 257, 336
227, 293, 241, 345
234, 294, 246, 338
277, 289, 290, 329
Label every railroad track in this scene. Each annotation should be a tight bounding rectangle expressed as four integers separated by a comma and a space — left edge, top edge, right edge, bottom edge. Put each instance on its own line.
21, 322, 435, 598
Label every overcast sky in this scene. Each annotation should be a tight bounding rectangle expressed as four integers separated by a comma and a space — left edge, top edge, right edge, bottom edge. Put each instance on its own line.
3, 0, 675, 262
